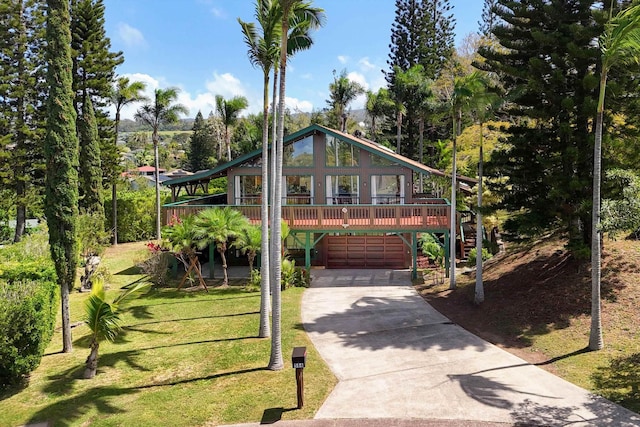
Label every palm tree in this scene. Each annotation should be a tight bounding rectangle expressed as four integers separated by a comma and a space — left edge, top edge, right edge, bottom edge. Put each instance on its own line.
365, 88, 393, 139
109, 76, 147, 245
134, 87, 188, 241
239, 0, 281, 339
195, 207, 250, 287
83, 280, 149, 379
590, 4, 640, 351
232, 224, 262, 271
215, 94, 249, 161
270, 0, 324, 371
449, 72, 484, 290
327, 69, 364, 131
163, 215, 207, 290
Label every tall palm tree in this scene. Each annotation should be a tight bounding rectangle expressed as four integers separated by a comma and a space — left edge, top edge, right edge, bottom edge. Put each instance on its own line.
84, 280, 149, 378
239, 0, 281, 339
195, 207, 250, 287
590, 3, 640, 351
465, 76, 500, 305
215, 94, 249, 161
134, 87, 187, 241
270, 0, 324, 371
449, 72, 483, 290
109, 76, 147, 245
327, 69, 364, 131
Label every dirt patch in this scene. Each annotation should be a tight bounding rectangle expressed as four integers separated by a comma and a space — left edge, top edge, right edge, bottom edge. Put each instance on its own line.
415, 235, 640, 373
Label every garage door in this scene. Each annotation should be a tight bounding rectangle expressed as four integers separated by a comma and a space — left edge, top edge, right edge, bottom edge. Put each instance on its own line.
326, 235, 407, 268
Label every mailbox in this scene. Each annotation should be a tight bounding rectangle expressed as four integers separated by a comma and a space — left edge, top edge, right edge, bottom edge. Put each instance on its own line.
292, 346, 307, 369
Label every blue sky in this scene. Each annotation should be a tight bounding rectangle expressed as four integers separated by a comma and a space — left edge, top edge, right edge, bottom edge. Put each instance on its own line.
104, 0, 484, 120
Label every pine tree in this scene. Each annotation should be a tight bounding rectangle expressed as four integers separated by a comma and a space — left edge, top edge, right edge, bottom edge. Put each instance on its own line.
0, 0, 47, 242
479, 0, 617, 248
386, 0, 455, 159
71, 0, 123, 204
187, 111, 217, 172
45, 0, 80, 353
78, 96, 104, 220
478, 0, 499, 36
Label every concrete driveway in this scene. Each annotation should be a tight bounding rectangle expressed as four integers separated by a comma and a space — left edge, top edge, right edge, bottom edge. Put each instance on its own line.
302, 269, 640, 426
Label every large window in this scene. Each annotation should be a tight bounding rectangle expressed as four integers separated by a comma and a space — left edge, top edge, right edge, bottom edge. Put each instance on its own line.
326, 135, 359, 167
326, 175, 359, 204
284, 135, 314, 167
235, 175, 262, 205
284, 175, 312, 204
371, 175, 405, 204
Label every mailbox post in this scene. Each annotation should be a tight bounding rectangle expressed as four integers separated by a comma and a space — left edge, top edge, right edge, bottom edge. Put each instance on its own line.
291, 346, 306, 409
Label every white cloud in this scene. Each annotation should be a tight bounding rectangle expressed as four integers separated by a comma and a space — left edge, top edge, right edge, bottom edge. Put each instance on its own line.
358, 57, 376, 71
285, 97, 313, 113
347, 71, 369, 90
337, 55, 349, 64
210, 7, 225, 18
117, 23, 146, 48
205, 72, 248, 99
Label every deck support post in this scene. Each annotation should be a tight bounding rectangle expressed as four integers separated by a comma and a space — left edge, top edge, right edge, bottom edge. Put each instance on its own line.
411, 232, 418, 280
305, 231, 312, 274
444, 230, 450, 278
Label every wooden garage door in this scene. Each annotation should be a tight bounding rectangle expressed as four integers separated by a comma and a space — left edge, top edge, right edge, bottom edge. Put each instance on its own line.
326, 235, 407, 268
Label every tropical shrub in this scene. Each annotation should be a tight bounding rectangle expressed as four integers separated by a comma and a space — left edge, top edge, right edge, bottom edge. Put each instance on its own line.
466, 247, 493, 267
104, 189, 156, 243
420, 233, 444, 266
137, 242, 172, 287
0, 280, 58, 386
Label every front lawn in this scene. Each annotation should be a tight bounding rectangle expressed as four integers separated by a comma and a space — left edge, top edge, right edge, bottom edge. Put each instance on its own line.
0, 242, 336, 426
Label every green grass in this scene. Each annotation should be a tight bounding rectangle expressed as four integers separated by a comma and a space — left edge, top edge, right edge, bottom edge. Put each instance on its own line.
0, 243, 336, 426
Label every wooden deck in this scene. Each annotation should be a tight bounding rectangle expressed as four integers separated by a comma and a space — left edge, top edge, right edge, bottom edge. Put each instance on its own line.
163, 203, 450, 232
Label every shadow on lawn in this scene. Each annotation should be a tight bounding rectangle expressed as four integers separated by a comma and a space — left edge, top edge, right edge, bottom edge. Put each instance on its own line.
26, 367, 270, 427
123, 311, 260, 328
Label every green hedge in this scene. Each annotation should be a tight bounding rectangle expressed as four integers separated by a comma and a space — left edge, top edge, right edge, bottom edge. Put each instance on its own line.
105, 189, 158, 243
0, 280, 58, 386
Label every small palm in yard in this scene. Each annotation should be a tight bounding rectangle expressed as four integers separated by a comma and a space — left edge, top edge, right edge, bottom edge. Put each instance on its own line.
232, 223, 262, 271
163, 215, 207, 290
196, 207, 250, 286
83, 280, 150, 379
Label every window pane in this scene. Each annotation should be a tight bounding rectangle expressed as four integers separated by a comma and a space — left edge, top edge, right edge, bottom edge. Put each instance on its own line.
326, 135, 359, 167
371, 175, 405, 204
284, 135, 314, 166
285, 175, 312, 204
326, 175, 359, 204
371, 153, 395, 166
237, 176, 262, 204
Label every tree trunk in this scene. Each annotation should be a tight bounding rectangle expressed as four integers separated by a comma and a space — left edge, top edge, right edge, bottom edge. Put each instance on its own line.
259, 70, 271, 339
153, 130, 161, 240
61, 280, 72, 352
84, 340, 99, 379
269, 14, 288, 371
475, 123, 484, 304
112, 111, 120, 245
449, 113, 458, 290
419, 117, 425, 191
396, 110, 402, 153
589, 73, 606, 351
219, 244, 229, 286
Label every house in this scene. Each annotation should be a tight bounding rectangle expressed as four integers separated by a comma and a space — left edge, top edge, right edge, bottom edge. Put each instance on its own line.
162, 124, 476, 278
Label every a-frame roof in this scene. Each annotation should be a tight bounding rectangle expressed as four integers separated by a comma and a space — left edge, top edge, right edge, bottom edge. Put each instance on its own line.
163, 124, 477, 188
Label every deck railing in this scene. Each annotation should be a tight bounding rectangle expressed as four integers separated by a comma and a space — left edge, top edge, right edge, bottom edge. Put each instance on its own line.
163, 203, 450, 231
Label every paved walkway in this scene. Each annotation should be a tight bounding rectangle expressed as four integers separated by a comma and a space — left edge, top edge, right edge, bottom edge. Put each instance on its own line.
298, 269, 640, 426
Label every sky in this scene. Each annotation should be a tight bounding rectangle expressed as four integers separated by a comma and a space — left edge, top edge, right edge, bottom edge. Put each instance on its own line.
104, 0, 484, 121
